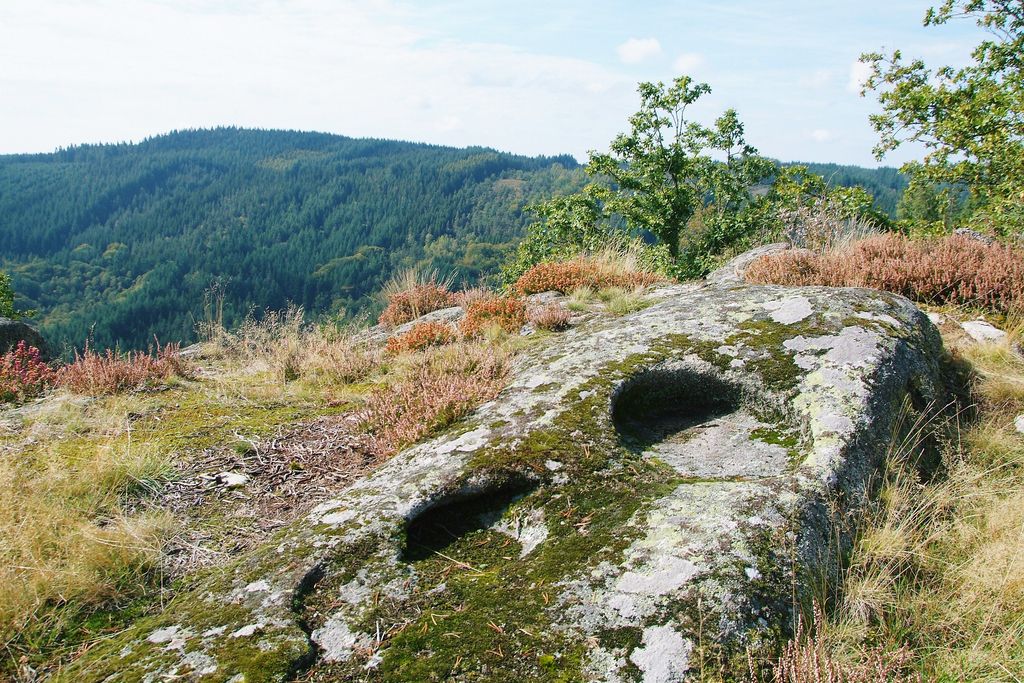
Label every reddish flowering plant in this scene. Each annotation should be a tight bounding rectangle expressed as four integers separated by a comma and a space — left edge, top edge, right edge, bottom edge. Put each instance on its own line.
0, 341, 55, 402
514, 257, 661, 295
460, 296, 527, 337
385, 321, 456, 354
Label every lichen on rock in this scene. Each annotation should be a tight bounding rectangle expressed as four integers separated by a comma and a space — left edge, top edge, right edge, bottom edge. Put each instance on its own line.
59, 265, 944, 682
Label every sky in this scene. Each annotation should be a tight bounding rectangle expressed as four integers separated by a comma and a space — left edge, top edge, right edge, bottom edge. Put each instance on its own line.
0, 0, 984, 166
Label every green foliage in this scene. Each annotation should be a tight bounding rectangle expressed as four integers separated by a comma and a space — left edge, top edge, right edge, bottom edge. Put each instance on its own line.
507, 76, 777, 281
587, 77, 776, 260
0, 128, 585, 350
786, 162, 908, 216
862, 0, 1024, 235
0, 271, 20, 319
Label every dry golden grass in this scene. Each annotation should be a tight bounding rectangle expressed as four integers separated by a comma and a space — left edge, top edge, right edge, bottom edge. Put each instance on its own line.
787, 319, 1024, 681
0, 400, 174, 662
203, 306, 382, 388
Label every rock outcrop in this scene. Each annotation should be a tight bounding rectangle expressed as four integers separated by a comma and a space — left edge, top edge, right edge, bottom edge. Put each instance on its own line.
61, 276, 944, 682
0, 316, 50, 359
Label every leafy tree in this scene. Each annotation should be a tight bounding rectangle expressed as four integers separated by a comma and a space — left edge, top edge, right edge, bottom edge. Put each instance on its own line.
0, 271, 26, 320
587, 77, 775, 259
508, 76, 776, 280
861, 0, 1024, 234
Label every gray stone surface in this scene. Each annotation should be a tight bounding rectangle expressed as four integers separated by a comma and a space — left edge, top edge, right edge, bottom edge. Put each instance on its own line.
962, 319, 1006, 344
0, 316, 51, 360
60, 274, 944, 682
705, 243, 791, 284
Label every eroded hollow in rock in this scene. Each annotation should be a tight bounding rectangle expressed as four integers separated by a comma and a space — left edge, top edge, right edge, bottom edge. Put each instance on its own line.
612, 363, 742, 452
402, 479, 537, 562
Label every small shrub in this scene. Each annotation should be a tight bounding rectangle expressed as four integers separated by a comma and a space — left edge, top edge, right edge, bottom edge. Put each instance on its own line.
359, 343, 510, 455
746, 234, 1024, 314
0, 342, 55, 402
385, 321, 456, 354
529, 304, 572, 332
513, 251, 663, 295
379, 271, 458, 327
460, 295, 527, 338
58, 343, 192, 396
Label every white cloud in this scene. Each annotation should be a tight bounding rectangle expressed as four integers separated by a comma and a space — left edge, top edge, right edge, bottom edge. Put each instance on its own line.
847, 60, 872, 93
0, 0, 633, 159
616, 37, 662, 64
810, 129, 833, 143
672, 52, 704, 74
799, 69, 832, 88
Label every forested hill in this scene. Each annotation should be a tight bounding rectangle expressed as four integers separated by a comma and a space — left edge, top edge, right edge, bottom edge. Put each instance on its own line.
793, 161, 907, 216
0, 128, 905, 352
0, 128, 584, 351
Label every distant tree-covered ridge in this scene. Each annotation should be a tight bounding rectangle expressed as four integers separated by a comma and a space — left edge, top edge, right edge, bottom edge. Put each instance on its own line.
0, 128, 583, 351
784, 161, 907, 216
0, 127, 903, 351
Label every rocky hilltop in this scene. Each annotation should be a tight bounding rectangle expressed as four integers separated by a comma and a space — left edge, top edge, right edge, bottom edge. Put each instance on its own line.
59, 256, 946, 682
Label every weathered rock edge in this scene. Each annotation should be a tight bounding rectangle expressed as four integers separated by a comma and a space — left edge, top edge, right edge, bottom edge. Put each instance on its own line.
62, 281, 944, 682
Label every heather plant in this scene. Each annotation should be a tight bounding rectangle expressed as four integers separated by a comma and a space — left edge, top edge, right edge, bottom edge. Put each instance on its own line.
513, 250, 663, 296
58, 343, 192, 396
746, 234, 1024, 314
359, 342, 511, 455
0, 341, 55, 402
459, 295, 527, 338
385, 321, 456, 354
379, 269, 458, 327
528, 304, 572, 332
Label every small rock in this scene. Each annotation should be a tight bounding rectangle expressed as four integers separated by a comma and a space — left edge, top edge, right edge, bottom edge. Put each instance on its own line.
961, 320, 1006, 344
0, 317, 51, 360
926, 311, 946, 326
1015, 415, 1024, 435
215, 472, 250, 488
954, 227, 995, 245
706, 243, 790, 284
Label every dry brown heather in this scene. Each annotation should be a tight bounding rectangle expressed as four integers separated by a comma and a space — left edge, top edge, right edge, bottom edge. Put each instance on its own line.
745, 234, 1024, 314
378, 270, 459, 327
384, 320, 456, 354
57, 343, 194, 395
459, 294, 527, 337
513, 251, 664, 295
528, 302, 572, 331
